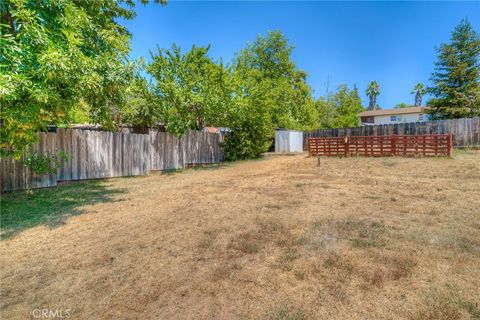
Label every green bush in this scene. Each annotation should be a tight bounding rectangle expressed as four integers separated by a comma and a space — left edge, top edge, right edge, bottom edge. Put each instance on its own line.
223, 129, 272, 161
23, 151, 70, 175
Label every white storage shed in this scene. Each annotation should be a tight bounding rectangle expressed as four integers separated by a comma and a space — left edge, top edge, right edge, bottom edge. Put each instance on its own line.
275, 130, 304, 153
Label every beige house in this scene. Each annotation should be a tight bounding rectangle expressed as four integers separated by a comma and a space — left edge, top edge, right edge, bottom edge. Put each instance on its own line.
359, 107, 428, 125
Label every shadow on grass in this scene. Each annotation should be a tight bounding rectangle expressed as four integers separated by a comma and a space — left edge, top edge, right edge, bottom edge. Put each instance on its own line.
188, 163, 227, 171
161, 163, 227, 176
0, 180, 126, 239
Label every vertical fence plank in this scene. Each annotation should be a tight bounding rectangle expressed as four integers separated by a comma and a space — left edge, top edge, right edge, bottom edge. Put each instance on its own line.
47, 132, 57, 187
65, 129, 72, 181
39, 133, 48, 188
56, 128, 64, 180
0, 157, 6, 192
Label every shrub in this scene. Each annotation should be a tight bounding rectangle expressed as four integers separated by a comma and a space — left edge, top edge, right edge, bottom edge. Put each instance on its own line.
223, 128, 272, 161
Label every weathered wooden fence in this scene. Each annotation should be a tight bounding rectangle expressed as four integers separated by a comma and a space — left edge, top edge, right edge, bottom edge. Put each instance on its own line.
0, 129, 224, 192
0, 132, 58, 192
150, 130, 224, 170
308, 134, 452, 157
305, 117, 480, 148
57, 129, 151, 181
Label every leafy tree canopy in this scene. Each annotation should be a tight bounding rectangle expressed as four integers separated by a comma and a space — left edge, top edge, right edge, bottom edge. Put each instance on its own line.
119, 60, 160, 133
315, 84, 364, 128
222, 31, 317, 159
147, 44, 231, 134
233, 31, 317, 131
146, 31, 318, 160
0, 0, 165, 158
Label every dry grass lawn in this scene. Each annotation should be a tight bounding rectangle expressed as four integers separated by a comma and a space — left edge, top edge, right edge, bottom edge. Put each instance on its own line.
1, 150, 480, 319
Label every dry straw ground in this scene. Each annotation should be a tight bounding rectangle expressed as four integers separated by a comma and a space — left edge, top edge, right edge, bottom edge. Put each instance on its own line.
1, 150, 480, 319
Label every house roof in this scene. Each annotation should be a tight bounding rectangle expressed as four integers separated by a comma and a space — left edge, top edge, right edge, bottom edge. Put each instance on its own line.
202, 127, 231, 134
359, 106, 426, 117
203, 127, 220, 133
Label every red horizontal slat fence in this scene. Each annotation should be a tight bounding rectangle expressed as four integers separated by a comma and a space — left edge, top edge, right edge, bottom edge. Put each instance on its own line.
304, 117, 479, 148
308, 134, 452, 157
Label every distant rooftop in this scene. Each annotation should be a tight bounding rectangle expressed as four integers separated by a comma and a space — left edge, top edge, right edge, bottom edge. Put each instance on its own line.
202, 127, 231, 134
359, 106, 426, 117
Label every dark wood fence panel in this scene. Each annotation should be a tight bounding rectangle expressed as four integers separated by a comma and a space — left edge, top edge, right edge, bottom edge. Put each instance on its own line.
1, 129, 224, 192
149, 131, 184, 170
308, 134, 452, 157
56, 129, 150, 180
149, 130, 224, 170
305, 117, 480, 149
184, 130, 224, 166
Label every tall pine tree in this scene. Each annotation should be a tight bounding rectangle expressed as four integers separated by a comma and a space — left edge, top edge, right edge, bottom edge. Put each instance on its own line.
427, 19, 480, 119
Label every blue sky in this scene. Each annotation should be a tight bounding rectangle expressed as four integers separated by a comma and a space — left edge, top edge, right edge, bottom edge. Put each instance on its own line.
121, 1, 480, 109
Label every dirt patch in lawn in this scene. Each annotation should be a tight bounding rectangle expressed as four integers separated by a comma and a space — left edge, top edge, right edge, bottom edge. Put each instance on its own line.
1, 150, 480, 319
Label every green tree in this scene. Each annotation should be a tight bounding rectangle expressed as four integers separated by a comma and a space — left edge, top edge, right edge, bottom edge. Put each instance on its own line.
411, 83, 426, 106
222, 69, 273, 160
315, 97, 334, 128
366, 81, 380, 110
148, 44, 231, 134
232, 31, 317, 131
223, 31, 317, 160
0, 0, 165, 158
315, 84, 364, 128
120, 66, 160, 133
427, 19, 480, 119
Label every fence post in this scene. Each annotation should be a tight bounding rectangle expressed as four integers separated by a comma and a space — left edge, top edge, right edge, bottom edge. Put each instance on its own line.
447, 134, 453, 157
391, 136, 396, 156
422, 135, 426, 157
344, 136, 349, 157
380, 136, 384, 156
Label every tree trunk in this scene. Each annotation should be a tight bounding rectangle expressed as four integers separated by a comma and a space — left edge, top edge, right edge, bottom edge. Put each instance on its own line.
192, 104, 204, 130
1, 4, 16, 33
415, 93, 422, 106
368, 96, 376, 110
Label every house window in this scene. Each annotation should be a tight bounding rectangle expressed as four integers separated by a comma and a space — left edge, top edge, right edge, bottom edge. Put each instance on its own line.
390, 115, 401, 122
361, 116, 374, 124
419, 114, 425, 121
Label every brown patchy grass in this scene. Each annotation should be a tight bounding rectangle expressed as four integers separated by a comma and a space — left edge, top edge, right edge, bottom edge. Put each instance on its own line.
1, 150, 480, 319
